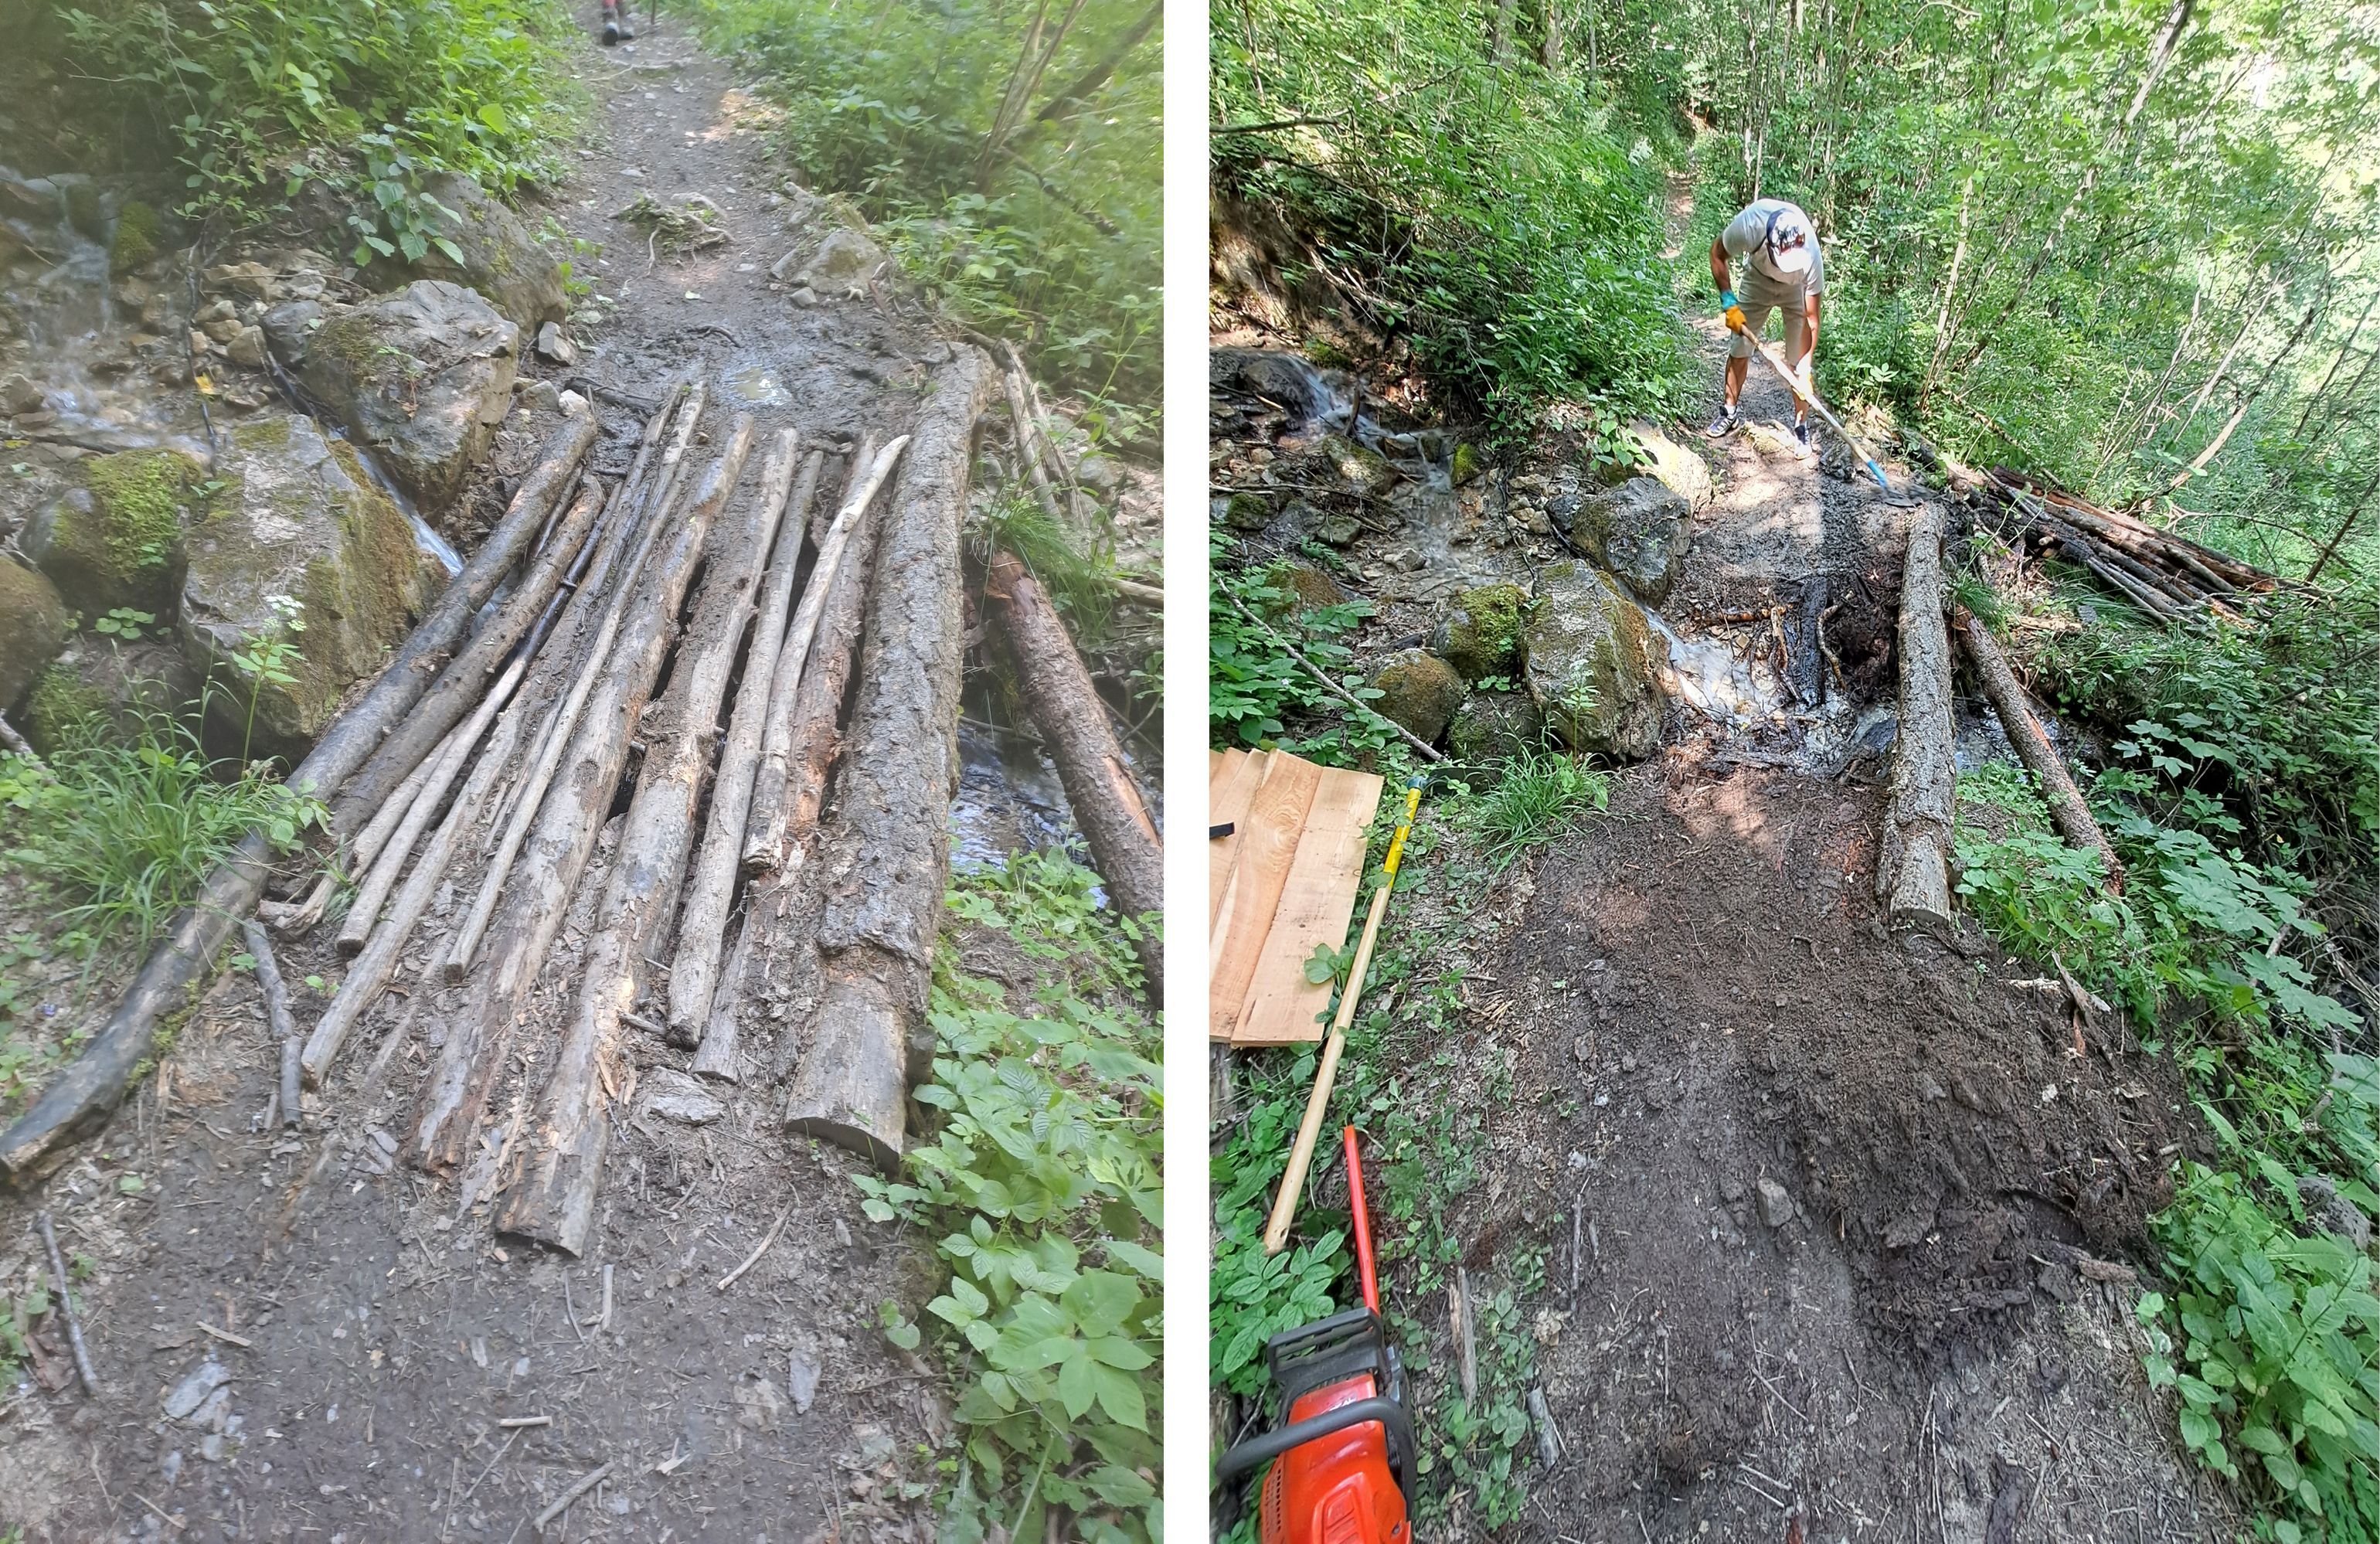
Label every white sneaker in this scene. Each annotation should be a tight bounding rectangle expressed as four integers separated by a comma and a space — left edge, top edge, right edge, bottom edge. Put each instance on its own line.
1704, 406, 1739, 439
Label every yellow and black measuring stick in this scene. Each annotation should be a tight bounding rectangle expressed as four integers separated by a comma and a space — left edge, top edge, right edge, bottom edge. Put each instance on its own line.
1263, 777, 1425, 1255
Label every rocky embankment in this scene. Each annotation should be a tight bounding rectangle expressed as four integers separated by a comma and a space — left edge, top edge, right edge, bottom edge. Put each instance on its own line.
0, 165, 581, 765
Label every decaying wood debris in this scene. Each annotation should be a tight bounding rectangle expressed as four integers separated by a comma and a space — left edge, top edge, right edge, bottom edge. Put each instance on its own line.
1879, 500, 1955, 934
1963, 464, 2283, 622
8, 340, 1152, 1280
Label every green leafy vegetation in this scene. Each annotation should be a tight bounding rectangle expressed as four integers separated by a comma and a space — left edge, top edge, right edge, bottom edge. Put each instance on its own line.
1470, 751, 1608, 869
688, 0, 1160, 426
857, 850, 1160, 1543
1209, 533, 1416, 774
44, 0, 574, 260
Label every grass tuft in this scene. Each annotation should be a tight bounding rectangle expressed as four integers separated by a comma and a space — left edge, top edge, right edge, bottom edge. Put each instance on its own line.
1470, 751, 1609, 870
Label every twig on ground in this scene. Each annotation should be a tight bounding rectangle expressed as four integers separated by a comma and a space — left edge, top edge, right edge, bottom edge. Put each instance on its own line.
532, 1461, 613, 1533
36, 1210, 97, 1395
716, 1201, 794, 1291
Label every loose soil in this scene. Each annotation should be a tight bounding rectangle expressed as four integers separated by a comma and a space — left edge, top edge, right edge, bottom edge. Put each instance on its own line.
1214, 304, 2240, 1537
0, 16, 1028, 1542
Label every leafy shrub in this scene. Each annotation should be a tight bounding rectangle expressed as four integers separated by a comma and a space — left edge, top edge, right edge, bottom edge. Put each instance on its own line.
1209, 533, 1416, 772
1212, 0, 1693, 424
53, 0, 573, 261
857, 851, 1160, 1543
688, 0, 1159, 419
2140, 1158, 2378, 1541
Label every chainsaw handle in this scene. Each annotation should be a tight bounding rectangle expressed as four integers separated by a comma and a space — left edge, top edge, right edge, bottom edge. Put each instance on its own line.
1213, 1396, 1413, 1489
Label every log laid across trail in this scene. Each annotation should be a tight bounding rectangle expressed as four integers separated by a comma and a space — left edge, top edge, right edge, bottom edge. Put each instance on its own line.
1878, 500, 1955, 934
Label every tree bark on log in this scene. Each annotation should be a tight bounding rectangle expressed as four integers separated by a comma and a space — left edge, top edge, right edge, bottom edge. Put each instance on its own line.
690, 464, 888, 1081
335, 415, 598, 818
781, 351, 990, 1165
1879, 501, 1956, 934
984, 550, 1162, 992
0, 393, 599, 1178
495, 423, 787, 1253
411, 417, 753, 1174
444, 383, 710, 979
661, 439, 818, 1044
1953, 606, 2125, 893
740, 437, 913, 877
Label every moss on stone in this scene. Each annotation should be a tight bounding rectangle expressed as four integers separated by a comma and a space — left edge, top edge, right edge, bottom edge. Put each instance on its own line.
79, 449, 205, 583
0, 559, 70, 711
110, 199, 163, 277
1433, 582, 1528, 682
1450, 441, 1484, 486
24, 663, 104, 750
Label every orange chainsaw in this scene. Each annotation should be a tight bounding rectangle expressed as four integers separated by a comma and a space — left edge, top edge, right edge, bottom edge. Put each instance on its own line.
1216, 1127, 1413, 1544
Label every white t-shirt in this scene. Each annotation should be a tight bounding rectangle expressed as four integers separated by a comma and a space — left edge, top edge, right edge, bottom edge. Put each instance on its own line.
1721, 199, 1824, 294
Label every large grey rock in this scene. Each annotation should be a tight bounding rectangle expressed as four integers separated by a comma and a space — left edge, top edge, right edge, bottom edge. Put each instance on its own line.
1431, 583, 1528, 683
1570, 477, 1692, 607
0, 557, 69, 713
1317, 433, 1395, 497
178, 413, 438, 763
1447, 689, 1545, 763
368, 171, 565, 335
796, 228, 889, 299
1209, 348, 1345, 423
1522, 562, 1664, 760
299, 281, 519, 514
1602, 421, 1715, 511
258, 300, 325, 368
1365, 649, 1464, 746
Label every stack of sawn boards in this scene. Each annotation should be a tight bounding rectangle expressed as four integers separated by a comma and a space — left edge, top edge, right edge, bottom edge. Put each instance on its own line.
270, 349, 993, 1257
1209, 748, 1384, 1046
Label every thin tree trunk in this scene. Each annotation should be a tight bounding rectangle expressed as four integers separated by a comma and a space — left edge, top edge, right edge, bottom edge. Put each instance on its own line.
664, 437, 818, 1044
2306, 460, 2379, 584
495, 417, 787, 1254
782, 351, 991, 1166
2294, 289, 2380, 438
1953, 608, 2124, 891
444, 383, 709, 978
410, 419, 753, 1174
984, 551, 1163, 994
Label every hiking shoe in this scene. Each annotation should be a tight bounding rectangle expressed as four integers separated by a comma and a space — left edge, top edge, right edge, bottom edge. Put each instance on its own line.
1703, 405, 1739, 439
1792, 420, 1814, 457
602, 16, 620, 43
616, 15, 636, 38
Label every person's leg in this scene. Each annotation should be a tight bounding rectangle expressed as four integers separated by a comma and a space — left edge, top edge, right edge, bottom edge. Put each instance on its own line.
1709, 302, 1768, 436
1781, 296, 1810, 423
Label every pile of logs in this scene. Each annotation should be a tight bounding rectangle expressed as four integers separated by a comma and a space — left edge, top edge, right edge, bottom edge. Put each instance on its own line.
0, 347, 1163, 1263
1974, 466, 2283, 623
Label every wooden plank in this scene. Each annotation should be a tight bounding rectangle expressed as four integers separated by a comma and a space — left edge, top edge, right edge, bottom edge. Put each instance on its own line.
1232, 767, 1385, 1046
1208, 749, 1268, 932
1209, 752, 1321, 1042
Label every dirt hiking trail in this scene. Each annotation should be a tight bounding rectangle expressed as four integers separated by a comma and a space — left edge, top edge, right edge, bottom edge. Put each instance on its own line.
1447, 332, 2234, 1540
0, 17, 995, 1542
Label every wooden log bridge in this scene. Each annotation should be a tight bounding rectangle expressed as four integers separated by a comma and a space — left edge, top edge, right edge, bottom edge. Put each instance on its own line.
2, 343, 1153, 1274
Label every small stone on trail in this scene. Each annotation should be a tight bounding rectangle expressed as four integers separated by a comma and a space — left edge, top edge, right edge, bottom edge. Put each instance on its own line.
536, 321, 576, 365
557, 389, 590, 417
516, 380, 562, 415
641, 1069, 725, 1125
1919, 1073, 1947, 1102
1719, 1177, 1745, 1203
164, 1359, 229, 1421
1620, 1053, 1637, 1073
788, 1345, 821, 1413
1756, 1177, 1794, 1228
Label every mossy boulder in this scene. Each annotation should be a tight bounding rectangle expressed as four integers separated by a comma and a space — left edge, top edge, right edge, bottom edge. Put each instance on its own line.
300, 280, 519, 515
1450, 441, 1484, 487
20, 448, 207, 617
1430, 582, 1528, 682
178, 413, 438, 763
1569, 477, 1692, 607
109, 199, 165, 277
1318, 434, 1395, 498
1221, 491, 1273, 532
1365, 649, 1465, 746
364, 171, 565, 334
1522, 562, 1664, 760
21, 638, 201, 754
1257, 561, 1348, 624
0, 558, 70, 713
795, 228, 891, 299
1448, 689, 1545, 763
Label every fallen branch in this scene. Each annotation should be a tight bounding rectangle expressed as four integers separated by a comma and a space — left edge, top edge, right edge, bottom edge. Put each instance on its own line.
240, 921, 301, 1129
715, 1200, 793, 1291
1952, 606, 2124, 893
36, 1210, 97, 1395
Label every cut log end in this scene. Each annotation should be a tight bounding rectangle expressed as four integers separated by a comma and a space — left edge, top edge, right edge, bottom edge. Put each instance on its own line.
780, 963, 910, 1172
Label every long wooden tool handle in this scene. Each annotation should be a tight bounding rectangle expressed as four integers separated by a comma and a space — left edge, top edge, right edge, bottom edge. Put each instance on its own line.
1747, 335, 1898, 494
1262, 783, 1422, 1256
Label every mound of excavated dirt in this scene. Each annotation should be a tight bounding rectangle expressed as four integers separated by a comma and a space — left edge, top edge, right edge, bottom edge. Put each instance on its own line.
1438, 763, 2229, 1539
